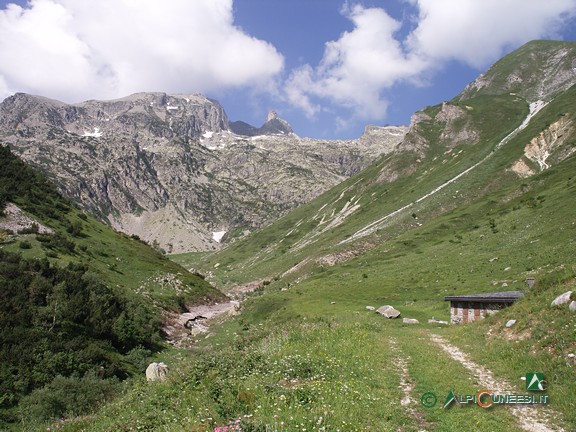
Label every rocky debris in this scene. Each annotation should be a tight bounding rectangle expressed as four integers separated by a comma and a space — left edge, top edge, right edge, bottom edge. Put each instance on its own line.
162, 281, 259, 348
512, 116, 575, 178
569, 301, 576, 313
505, 319, 517, 328
428, 318, 449, 325
146, 362, 169, 382
365, 306, 375, 311
376, 305, 401, 319
567, 353, 576, 366
228, 300, 241, 316
189, 324, 209, 337
551, 291, 573, 306
0, 203, 53, 234
184, 315, 207, 329
402, 318, 419, 324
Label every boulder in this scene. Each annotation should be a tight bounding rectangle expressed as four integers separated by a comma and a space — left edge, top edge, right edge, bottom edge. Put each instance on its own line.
570, 301, 576, 313
146, 362, 169, 382
402, 318, 419, 324
551, 291, 573, 306
227, 300, 241, 316
190, 324, 208, 336
505, 319, 517, 328
376, 305, 401, 319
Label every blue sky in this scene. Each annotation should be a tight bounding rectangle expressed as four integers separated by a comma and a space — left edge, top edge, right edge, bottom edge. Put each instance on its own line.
1, 0, 576, 139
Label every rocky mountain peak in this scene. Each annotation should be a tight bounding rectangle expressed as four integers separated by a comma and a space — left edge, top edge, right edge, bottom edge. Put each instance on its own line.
229, 110, 294, 137
266, 110, 278, 122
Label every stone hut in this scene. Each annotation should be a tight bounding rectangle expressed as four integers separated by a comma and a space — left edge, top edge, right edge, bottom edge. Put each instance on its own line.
444, 291, 523, 324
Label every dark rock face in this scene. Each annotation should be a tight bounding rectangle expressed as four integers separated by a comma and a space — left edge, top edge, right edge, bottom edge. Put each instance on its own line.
0, 92, 407, 252
229, 110, 294, 137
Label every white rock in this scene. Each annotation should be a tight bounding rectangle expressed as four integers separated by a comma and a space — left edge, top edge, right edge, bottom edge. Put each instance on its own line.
428, 318, 449, 325
146, 362, 169, 382
551, 291, 573, 306
365, 306, 375, 311
403, 318, 419, 324
505, 319, 517, 328
376, 305, 401, 319
569, 301, 576, 313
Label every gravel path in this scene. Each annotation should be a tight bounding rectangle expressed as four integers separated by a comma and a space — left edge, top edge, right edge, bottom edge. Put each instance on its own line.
430, 333, 565, 432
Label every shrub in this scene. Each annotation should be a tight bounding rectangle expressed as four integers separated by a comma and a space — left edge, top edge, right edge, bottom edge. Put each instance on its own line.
124, 346, 153, 373
18, 373, 120, 422
36, 232, 76, 254
65, 220, 84, 237
18, 240, 32, 249
17, 223, 39, 234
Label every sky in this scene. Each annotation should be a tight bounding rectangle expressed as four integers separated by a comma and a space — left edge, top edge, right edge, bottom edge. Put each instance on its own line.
1, 1, 576, 139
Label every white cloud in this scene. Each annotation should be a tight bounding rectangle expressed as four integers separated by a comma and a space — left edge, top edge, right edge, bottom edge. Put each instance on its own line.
286, 0, 576, 125
0, 0, 284, 102
286, 5, 426, 120
408, 0, 576, 67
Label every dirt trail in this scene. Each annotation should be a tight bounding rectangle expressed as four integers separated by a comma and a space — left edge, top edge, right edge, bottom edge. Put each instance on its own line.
430, 333, 566, 432
388, 337, 430, 432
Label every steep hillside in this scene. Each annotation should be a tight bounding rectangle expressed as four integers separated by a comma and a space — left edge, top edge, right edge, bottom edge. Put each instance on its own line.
0, 145, 222, 426
182, 40, 576, 289
0, 93, 406, 253
458, 40, 576, 102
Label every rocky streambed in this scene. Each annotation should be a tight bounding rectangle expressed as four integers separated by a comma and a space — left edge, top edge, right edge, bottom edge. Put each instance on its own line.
162, 280, 262, 347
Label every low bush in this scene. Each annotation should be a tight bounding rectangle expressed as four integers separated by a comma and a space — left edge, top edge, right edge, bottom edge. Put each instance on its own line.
19, 373, 120, 422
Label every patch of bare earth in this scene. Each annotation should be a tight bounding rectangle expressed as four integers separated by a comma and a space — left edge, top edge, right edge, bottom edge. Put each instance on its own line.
430, 334, 566, 432
316, 242, 374, 267
388, 337, 431, 432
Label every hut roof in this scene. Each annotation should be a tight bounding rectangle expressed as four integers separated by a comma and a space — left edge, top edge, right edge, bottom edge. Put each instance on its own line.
444, 291, 524, 303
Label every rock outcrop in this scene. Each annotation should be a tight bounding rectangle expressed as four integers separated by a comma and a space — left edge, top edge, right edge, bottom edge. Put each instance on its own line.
0, 93, 407, 253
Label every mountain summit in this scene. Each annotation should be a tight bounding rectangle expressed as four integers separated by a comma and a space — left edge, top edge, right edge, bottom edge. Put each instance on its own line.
229, 110, 294, 136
